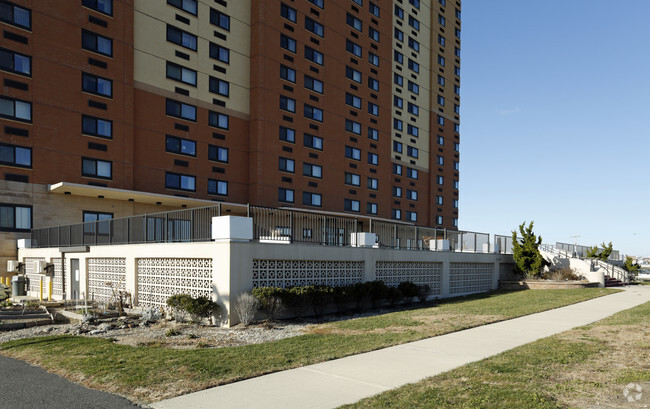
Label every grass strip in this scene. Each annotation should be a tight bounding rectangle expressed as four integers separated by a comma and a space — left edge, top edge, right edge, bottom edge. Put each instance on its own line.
342, 299, 650, 409
0, 288, 617, 403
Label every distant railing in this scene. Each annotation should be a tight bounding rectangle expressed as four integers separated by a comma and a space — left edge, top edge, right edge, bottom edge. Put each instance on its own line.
556, 242, 623, 261
29, 203, 503, 254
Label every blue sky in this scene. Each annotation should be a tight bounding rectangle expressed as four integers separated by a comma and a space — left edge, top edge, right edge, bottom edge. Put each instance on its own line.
459, 0, 650, 257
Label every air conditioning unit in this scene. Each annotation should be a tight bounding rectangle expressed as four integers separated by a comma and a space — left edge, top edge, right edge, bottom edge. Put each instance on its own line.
7, 260, 20, 272
34, 260, 53, 275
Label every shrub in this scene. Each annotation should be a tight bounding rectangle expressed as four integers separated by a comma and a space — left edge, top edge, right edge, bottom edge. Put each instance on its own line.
417, 284, 430, 303
398, 281, 419, 303
350, 282, 372, 312
332, 286, 352, 314
367, 280, 389, 309
307, 285, 332, 318
541, 267, 582, 281
166, 328, 180, 337
234, 292, 260, 326
251, 287, 285, 321
386, 287, 403, 308
166, 294, 220, 324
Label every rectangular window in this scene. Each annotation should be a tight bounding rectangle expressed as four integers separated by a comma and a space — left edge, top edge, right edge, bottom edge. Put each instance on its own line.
307, 0, 323, 8
407, 102, 419, 116
393, 141, 402, 153
280, 65, 296, 83
394, 28, 403, 42
455, 66, 461, 76
346, 40, 362, 57
454, 104, 460, 114
408, 59, 419, 73
0, 47, 30, 76
453, 218, 458, 228
437, 175, 444, 185
82, 115, 112, 139
166, 61, 197, 86
345, 146, 361, 160
409, 0, 420, 10
392, 209, 401, 220
345, 172, 360, 187
367, 203, 378, 215
407, 125, 419, 137
302, 192, 322, 207
305, 46, 324, 65
393, 119, 403, 131
438, 135, 445, 145
209, 111, 229, 129
166, 98, 196, 121
438, 75, 445, 86
368, 102, 378, 116
407, 190, 417, 201
368, 152, 378, 165
437, 115, 445, 125
407, 146, 418, 158
0, 1, 30, 29
344, 199, 360, 212
345, 66, 362, 83
210, 8, 230, 31
407, 211, 417, 222
437, 155, 444, 165
166, 135, 196, 156
454, 85, 461, 96
438, 55, 445, 66
439, 15, 446, 27
83, 210, 113, 235
436, 216, 443, 225
210, 43, 230, 64
278, 188, 294, 203
394, 5, 404, 19
0, 96, 31, 122
305, 16, 324, 37
280, 34, 296, 53
280, 3, 297, 23
304, 75, 324, 93
394, 50, 403, 64
368, 27, 379, 42
407, 168, 418, 180
438, 95, 445, 106
368, 52, 379, 67
367, 177, 378, 190
455, 46, 461, 57
455, 28, 461, 39
369, 3, 380, 17
165, 172, 196, 192
279, 126, 295, 143
303, 162, 322, 179
345, 93, 361, 109
393, 186, 402, 197
167, 25, 197, 51
304, 104, 323, 121
0, 204, 31, 232
453, 199, 459, 208
82, 29, 113, 57
454, 161, 460, 171
0, 142, 31, 168
368, 127, 378, 141
345, 119, 361, 135
455, 123, 460, 133
454, 179, 459, 189
208, 145, 228, 163
82, 157, 112, 179
368, 77, 379, 91
208, 179, 228, 196
408, 16, 419, 30
279, 157, 295, 173
438, 35, 445, 46
408, 37, 419, 52
454, 142, 460, 152
393, 164, 402, 175
167, 0, 196, 15
82, 73, 112, 98
346, 13, 362, 31
394, 73, 403, 86
304, 133, 323, 150
209, 76, 230, 96
436, 195, 443, 206
407, 81, 419, 94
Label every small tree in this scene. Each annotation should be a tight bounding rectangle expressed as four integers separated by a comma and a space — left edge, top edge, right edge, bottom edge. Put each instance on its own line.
587, 242, 613, 261
623, 256, 640, 281
511, 221, 546, 278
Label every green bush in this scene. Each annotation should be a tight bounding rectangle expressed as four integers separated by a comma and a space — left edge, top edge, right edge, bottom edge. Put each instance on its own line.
251, 287, 285, 321
398, 281, 419, 301
332, 286, 351, 314
417, 284, 431, 303
386, 286, 403, 308
166, 294, 220, 324
367, 280, 389, 308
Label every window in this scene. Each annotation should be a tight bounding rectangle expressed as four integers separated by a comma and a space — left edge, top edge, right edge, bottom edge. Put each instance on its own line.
166, 135, 196, 156
0, 47, 30, 76
83, 211, 113, 235
166, 25, 197, 51
455, 123, 460, 133
304, 104, 323, 121
0, 1, 30, 29
0, 96, 31, 122
82, 73, 112, 98
393, 118, 403, 131
368, 27, 379, 42
303, 192, 322, 207
439, 0, 446, 6
345, 93, 361, 109
279, 157, 295, 173
407, 211, 417, 222
165, 172, 195, 192
438, 75, 445, 86
345, 119, 361, 135
209, 111, 229, 129
454, 142, 460, 152
346, 13, 362, 31
454, 85, 461, 96
436, 195, 443, 206
438, 55, 445, 66
393, 186, 402, 197
453, 199, 459, 208
210, 43, 230, 63
367, 203, 377, 215
279, 126, 295, 143
438, 35, 445, 46
393, 164, 402, 175
305, 17, 324, 37
305, 46, 324, 65
304, 75, 324, 93
407, 102, 419, 116
307, 0, 323, 9
408, 16, 419, 31
280, 34, 296, 53
455, 66, 461, 76
407, 124, 418, 137
455, 28, 461, 39
436, 216, 443, 225
455, 46, 461, 57
454, 161, 460, 171
82, 115, 112, 139
453, 218, 458, 228
407, 81, 419, 94
345, 146, 361, 160
436, 175, 444, 185
394, 28, 404, 42
278, 188, 294, 203
408, 37, 419, 52
394, 50, 403, 64
280, 96, 296, 113
208, 179, 228, 196
408, 59, 419, 73
394, 73, 403, 86
368, 152, 378, 165
166, 99, 196, 121
0, 204, 31, 231
209, 76, 230, 97
82, 157, 112, 179
454, 104, 460, 114
210, 9, 230, 30
82, 30, 112, 57
208, 145, 228, 163
438, 95, 445, 106
368, 77, 379, 91
280, 3, 297, 23
295, 133, 320, 152
437, 115, 445, 126
436, 155, 444, 165
409, 0, 420, 10
368, 102, 378, 116
392, 209, 401, 220
346, 66, 361, 83
407, 168, 418, 179
346, 40, 362, 57
369, 3, 380, 17
345, 172, 360, 186
280, 65, 296, 83
393, 141, 403, 153
438, 135, 444, 145
352, 0, 362, 5
368, 128, 378, 141
367, 177, 378, 190
394, 5, 404, 19
456, 8, 461, 20
0, 143, 31, 168
166, 62, 197, 86
407, 146, 418, 158
167, 0, 196, 15
407, 190, 417, 201
453, 179, 459, 189
344, 199, 360, 212
439, 15, 446, 27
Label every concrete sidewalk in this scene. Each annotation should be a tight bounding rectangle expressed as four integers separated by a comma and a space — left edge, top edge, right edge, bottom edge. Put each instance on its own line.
152, 286, 650, 409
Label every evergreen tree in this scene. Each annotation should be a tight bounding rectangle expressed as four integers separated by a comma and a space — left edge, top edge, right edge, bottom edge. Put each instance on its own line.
586, 241, 613, 261
511, 221, 546, 278
623, 256, 640, 281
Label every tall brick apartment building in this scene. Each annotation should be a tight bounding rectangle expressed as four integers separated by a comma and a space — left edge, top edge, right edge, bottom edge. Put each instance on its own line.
0, 0, 461, 267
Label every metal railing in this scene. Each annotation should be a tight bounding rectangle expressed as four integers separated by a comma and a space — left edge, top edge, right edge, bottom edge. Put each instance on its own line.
494, 235, 514, 254
29, 203, 502, 254
556, 242, 622, 261
592, 259, 629, 284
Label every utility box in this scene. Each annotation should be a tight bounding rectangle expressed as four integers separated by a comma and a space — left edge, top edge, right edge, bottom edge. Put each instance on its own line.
17, 239, 31, 249
7, 260, 20, 272
34, 260, 53, 275
350, 233, 377, 248
211, 216, 253, 242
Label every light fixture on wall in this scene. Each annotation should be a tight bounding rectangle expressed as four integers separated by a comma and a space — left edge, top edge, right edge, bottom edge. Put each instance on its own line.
98, 195, 104, 199
64, 191, 71, 196
128, 198, 134, 202
156, 202, 162, 205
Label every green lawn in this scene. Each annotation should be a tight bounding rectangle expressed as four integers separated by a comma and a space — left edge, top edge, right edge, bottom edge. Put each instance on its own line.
342, 299, 650, 409
0, 288, 617, 403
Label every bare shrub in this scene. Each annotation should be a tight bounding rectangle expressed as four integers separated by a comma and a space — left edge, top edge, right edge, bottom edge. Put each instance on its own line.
417, 284, 431, 303
234, 292, 260, 326
542, 267, 582, 281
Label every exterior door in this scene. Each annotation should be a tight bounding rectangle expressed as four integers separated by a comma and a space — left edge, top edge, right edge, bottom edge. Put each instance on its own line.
70, 259, 80, 299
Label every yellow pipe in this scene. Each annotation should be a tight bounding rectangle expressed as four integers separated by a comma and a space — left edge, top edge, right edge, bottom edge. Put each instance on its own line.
39, 278, 43, 301
48, 279, 53, 301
